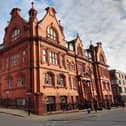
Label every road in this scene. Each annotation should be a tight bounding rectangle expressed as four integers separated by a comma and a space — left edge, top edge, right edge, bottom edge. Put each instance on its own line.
0, 108, 125, 126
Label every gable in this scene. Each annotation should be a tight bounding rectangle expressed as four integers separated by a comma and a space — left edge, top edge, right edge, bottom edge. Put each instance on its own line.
96, 43, 107, 64
38, 7, 65, 47
74, 35, 85, 56
3, 8, 28, 47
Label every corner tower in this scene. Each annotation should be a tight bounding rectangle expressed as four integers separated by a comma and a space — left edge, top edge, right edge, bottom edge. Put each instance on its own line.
29, 2, 37, 23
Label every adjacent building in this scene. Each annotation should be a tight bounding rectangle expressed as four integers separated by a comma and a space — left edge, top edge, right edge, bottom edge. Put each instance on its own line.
109, 70, 126, 105
0, 3, 113, 114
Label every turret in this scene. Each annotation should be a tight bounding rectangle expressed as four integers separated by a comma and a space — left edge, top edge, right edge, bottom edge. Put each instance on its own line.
29, 2, 37, 23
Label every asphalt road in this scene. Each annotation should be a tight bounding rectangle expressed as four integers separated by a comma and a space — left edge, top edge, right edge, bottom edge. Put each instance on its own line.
0, 108, 125, 126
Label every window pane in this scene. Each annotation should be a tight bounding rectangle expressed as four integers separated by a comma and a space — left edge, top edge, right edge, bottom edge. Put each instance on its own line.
47, 27, 57, 41
45, 73, 53, 85
43, 56, 46, 62
43, 50, 46, 55
17, 76, 25, 87
11, 28, 20, 41
50, 28, 53, 35
16, 99, 25, 106
42, 49, 46, 62
58, 75, 65, 86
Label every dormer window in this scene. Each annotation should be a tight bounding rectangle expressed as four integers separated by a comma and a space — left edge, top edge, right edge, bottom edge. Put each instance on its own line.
47, 27, 57, 41
11, 28, 20, 41
69, 43, 74, 51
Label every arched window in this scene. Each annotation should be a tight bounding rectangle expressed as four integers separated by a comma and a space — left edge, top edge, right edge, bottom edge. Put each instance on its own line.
73, 76, 77, 89
11, 28, 21, 41
17, 75, 25, 87
44, 72, 54, 85
42, 49, 47, 63
71, 62, 75, 71
67, 62, 70, 70
11, 54, 19, 66
47, 27, 57, 41
49, 51, 58, 64
57, 74, 65, 86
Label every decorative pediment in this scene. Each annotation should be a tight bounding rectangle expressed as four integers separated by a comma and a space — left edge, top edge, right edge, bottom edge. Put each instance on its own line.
3, 8, 28, 47
38, 7, 65, 47
74, 35, 85, 56
96, 42, 107, 65
45, 7, 56, 17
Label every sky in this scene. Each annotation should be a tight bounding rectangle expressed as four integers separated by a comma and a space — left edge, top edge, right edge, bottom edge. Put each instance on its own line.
0, 0, 126, 72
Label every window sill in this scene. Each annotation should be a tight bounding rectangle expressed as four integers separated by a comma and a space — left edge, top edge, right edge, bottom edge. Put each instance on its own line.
46, 37, 57, 43
41, 61, 47, 64
56, 85, 67, 89
5, 87, 25, 91
49, 64, 59, 66
43, 85, 54, 88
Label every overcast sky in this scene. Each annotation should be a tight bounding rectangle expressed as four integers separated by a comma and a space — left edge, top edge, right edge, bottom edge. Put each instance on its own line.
0, 0, 126, 72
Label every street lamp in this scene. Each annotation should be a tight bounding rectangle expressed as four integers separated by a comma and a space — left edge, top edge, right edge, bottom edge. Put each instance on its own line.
84, 69, 95, 111
5, 90, 9, 107
25, 90, 32, 116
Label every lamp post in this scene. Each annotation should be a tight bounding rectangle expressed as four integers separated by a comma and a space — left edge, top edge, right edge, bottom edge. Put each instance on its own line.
84, 68, 95, 111
25, 90, 32, 116
5, 90, 9, 107
83, 79, 94, 110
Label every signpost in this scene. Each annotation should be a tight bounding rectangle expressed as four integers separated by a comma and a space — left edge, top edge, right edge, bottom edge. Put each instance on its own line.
5, 90, 9, 107
25, 90, 32, 116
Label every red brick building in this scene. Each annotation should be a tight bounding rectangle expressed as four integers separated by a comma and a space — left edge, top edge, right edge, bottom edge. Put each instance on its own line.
0, 3, 113, 114
109, 69, 126, 105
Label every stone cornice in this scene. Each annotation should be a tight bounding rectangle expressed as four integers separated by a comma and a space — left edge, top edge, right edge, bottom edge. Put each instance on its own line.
0, 37, 29, 53
38, 37, 68, 51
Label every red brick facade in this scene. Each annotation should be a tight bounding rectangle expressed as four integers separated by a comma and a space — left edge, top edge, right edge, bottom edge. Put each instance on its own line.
0, 3, 113, 114
109, 70, 126, 105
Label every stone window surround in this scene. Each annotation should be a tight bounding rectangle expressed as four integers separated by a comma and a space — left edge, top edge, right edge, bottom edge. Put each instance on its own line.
44, 72, 66, 88
44, 72, 54, 86
47, 26, 57, 41
17, 74, 25, 87
41, 47, 64, 66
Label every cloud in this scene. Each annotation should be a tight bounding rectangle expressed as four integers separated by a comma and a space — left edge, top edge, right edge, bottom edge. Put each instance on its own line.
0, 0, 126, 72
113, 0, 126, 19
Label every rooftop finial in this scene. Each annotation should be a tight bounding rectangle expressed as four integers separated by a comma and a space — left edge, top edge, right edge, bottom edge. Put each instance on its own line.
29, 0, 37, 21
31, 1, 34, 8
76, 33, 79, 38
58, 20, 61, 25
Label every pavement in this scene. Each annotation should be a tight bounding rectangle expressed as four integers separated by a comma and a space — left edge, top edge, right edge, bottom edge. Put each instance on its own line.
0, 107, 123, 121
